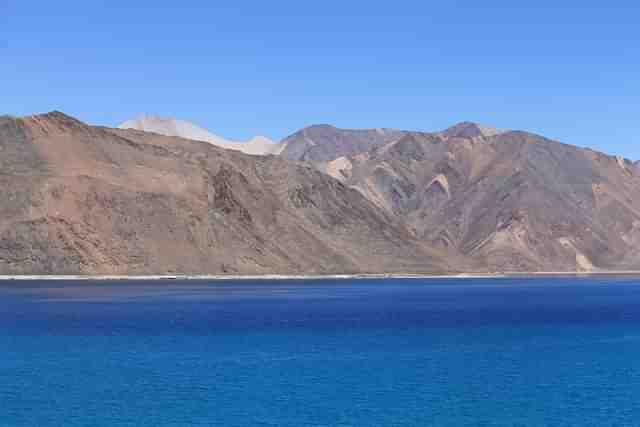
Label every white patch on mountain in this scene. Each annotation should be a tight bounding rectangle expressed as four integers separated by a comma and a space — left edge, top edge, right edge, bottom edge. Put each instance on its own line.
118, 115, 285, 155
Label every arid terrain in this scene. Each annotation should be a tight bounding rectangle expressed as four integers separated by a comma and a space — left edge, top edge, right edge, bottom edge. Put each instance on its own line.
286, 122, 640, 272
0, 112, 450, 275
1, 111, 639, 275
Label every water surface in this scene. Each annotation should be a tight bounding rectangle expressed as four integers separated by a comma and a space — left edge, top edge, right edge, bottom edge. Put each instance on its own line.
1, 277, 640, 426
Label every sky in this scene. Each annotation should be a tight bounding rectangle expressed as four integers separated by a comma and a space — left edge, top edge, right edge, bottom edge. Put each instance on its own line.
2, 1, 639, 158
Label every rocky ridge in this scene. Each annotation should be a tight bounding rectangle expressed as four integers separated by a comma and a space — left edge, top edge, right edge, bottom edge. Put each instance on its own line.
0, 112, 451, 275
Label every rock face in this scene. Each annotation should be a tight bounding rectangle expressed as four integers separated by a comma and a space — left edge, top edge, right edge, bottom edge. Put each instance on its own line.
0, 112, 451, 275
322, 127, 640, 272
119, 115, 284, 155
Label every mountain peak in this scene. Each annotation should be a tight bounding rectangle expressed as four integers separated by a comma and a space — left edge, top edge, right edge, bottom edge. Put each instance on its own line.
118, 114, 281, 155
304, 124, 337, 132
18, 111, 88, 135
29, 111, 84, 124
441, 121, 505, 139
119, 114, 210, 139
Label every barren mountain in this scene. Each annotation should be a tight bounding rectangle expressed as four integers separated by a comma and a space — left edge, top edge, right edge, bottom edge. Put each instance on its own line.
119, 115, 284, 155
2, 112, 638, 275
439, 121, 505, 139
329, 125, 640, 272
279, 124, 405, 162
0, 112, 452, 275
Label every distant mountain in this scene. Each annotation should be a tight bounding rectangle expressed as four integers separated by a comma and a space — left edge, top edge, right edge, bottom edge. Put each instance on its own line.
278, 122, 508, 164
119, 115, 284, 156
440, 121, 506, 139
0, 112, 451, 275
279, 124, 405, 162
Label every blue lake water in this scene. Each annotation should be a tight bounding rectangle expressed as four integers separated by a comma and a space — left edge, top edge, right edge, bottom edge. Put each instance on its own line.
1, 277, 640, 426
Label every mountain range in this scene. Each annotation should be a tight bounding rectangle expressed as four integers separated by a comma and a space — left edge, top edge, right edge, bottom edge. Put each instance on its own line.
1, 111, 638, 275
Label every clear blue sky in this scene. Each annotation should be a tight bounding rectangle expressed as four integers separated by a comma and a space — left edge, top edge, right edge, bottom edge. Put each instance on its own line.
2, 1, 639, 158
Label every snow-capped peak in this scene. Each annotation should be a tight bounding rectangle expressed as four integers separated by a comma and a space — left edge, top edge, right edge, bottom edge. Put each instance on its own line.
118, 115, 283, 155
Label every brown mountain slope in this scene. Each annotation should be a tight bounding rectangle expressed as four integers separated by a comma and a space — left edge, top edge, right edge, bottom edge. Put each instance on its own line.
330, 128, 640, 272
0, 112, 454, 275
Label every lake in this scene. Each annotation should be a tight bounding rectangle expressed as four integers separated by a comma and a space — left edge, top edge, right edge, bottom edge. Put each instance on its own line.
1, 277, 640, 426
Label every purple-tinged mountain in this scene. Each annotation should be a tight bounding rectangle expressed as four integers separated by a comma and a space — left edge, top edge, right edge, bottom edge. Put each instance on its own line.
318, 125, 640, 272
279, 124, 406, 162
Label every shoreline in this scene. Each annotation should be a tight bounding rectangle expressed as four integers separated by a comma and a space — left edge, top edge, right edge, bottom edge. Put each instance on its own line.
2, 271, 640, 281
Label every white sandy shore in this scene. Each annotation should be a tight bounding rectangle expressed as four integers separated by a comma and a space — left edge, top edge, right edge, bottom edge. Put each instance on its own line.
1, 271, 640, 281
